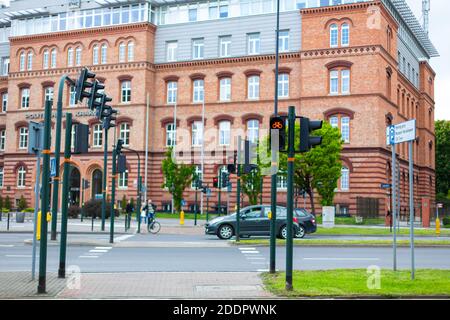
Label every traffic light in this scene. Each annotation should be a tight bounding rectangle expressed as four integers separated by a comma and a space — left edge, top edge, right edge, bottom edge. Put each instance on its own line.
270, 116, 286, 152
73, 124, 90, 154
87, 80, 105, 111
102, 107, 118, 130
96, 94, 113, 120
221, 172, 229, 188
75, 68, 96, 104
117, 154, 127, 174
243, 139, 258, 174
299, 117, 323, 153
115, 139, 124, 155
213, 177, 219, 188
227, 164, 236, 174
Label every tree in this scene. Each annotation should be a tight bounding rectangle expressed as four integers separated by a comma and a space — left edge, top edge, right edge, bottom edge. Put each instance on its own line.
161, 148, 195, 214
17, 195, 28, 212
4, 196, 11, 211
273, 122, 343, 214
436, 120, 450, 197
121, 195, 127, 213
241, 167, 263, 206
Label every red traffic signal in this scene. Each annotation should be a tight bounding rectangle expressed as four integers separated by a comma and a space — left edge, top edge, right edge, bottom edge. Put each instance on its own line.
213, 177, 218, 188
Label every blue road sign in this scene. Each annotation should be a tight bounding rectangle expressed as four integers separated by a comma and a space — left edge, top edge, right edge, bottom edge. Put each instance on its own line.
381, 183, 392, 189
389, 125, 395, 145
206, 188, 212, 197
50, 158, 57, 177
181, 199, 186, 206
95, 194, 103, 200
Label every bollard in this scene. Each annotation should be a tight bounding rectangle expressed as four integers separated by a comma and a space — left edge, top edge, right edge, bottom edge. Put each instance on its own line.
180, 210, 185, 225
436, 217, 441, 236
7, 212, 10, 231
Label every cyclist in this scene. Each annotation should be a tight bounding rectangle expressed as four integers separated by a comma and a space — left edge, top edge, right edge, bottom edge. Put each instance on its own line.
142, 199, 156, 225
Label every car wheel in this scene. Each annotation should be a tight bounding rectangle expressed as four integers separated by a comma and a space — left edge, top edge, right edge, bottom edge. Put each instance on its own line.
295, 225, 306, 238
279, 225, 287, 239
217, 224, 234, 240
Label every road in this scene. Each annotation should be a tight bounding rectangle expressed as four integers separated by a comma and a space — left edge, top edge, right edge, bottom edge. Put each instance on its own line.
1, 233, 450, 273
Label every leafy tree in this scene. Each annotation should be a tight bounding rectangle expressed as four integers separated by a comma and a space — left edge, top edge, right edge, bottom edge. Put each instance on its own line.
161, 148, 195, 213
265, 122, 343, 214
17, 195, 28, 212
0, 195, 3, 211
436, 120, 450, 197
4, 196, 11, 211
241, 166, 263, 206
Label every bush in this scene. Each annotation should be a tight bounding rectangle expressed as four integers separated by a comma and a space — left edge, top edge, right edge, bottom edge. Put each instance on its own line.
82, 199, 119, 219
4, 196, 11, 211
17, 196, 28, 212
24, 208, 35, 213
68, 206, 81, 219
443, 217, 450, 227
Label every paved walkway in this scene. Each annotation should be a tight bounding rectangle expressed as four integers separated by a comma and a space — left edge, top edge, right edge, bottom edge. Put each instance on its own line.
0, 271, 272, 299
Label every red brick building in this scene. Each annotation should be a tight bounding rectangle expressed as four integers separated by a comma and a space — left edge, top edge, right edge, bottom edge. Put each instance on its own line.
0, 0, 438, 219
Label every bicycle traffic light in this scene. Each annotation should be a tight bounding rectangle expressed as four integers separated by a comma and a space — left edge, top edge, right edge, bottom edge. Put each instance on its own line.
270, 116, 286, 152
299, 117, 323, 153
221, 172, 230, 188
75, 68, 96, 104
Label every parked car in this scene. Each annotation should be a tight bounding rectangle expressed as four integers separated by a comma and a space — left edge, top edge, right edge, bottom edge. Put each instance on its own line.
293, 208, 317, 238
205, 205, 315, 240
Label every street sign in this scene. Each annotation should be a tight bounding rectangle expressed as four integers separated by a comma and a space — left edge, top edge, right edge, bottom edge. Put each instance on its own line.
387, 120, 416, 145
50, 158, 57, 177
95, 194, 103, 200
381, 183, 392, 189
181, 199, 186, 206
437, 203, 444, 209
206, 188, 212, 198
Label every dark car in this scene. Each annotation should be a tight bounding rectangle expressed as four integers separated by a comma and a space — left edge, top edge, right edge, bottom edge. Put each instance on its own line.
205, 205, 314, 240
293, 208, 317, 238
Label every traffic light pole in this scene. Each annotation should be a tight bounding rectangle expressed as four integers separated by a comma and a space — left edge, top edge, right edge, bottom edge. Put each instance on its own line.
58, 113, 72, 279
270, 0, 281, 274
218, 174, 222, 215
101, 127, 108, 231
194, 186, 198, 226
51, 75, 75, 241
285, 106, 295, 291
110, 148, 117, 244
37, 100, 52, 294
236, 164, 241, 243
123, 147, 141, 232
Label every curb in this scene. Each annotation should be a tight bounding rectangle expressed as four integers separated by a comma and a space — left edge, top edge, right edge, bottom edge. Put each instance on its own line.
229, 242, 450, 248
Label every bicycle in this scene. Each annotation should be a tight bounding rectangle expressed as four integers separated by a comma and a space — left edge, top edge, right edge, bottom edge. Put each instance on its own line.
147, 217, 161, 234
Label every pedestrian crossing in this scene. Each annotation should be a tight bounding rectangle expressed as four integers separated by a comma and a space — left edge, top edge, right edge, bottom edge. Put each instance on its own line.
238, 247, 280, 272
79, 246, 112, 259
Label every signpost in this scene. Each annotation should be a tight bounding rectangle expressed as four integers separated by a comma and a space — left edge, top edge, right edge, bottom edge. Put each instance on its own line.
387, 120, 416, 279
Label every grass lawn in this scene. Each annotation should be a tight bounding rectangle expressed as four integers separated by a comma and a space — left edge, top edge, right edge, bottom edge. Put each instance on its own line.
262, 269, 450, 297
155, 212, 221, 221
315, 216, 385, 226
232, 239, 450, 247
315, 226, 450, 236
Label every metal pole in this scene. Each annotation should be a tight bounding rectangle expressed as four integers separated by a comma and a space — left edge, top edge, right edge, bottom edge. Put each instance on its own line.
218, 173, 222, 215
58, 112, 72, 279
32, 152, 41, 280
409, 141, 415, 280
285, 106, 295, 291
138, 175, 142, 233
136, 156, 141, 233
194, 187, 198, 225
270, 0, 281, 275
51, 75, 73, 241
172, 102, 177, 214
200, 99, 205, 216
206, 194, 210, 222
236, 137, 242, 242
81, 178, 84, 222
391, 143, 397, 271
37, 100, 52, 294
144, 93, 149, 205
101, 126, 108, 231
110, 148, 117, 244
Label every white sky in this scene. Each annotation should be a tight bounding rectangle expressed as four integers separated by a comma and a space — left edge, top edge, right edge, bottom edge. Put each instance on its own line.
407, 0, 450, 120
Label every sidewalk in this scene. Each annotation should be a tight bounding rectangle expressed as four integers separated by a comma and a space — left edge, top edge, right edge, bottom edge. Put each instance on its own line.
0, 271, 273, 299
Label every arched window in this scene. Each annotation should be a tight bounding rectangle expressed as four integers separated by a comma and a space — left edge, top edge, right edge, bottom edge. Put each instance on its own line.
67, 47, 73, 67
127, 41, 134, 62
19, 52, 26, 71
43, 50, 50, 69
340, 166, 350, 191
330, 70, 339, 94
120, 81, 131, 103
92, 169, 103, 198
69, 85, 76, 106
219, 78, 231, 102
101, 44, 107, 64
165, 123, 176, 147
167, 81, 177, 104
341, 23, 350, 46
330, 24, 338, 47
92, 45, 99, 65
329, 114, 351, 143
329, 69, 350, 94
247, 119, 259, 143
119, 123, 130, 146
27, 52, 33, 71
44, 86, 54, 103
119, 42, 126, 62
17, 166, 27, 188
2, 92, 8, 112
51, 49, 57, 68
247, 76, 260, 100
21, 88, 30, 109
75, 47, 82, 66
219, 120, 231, 146
19, 127, 28, 149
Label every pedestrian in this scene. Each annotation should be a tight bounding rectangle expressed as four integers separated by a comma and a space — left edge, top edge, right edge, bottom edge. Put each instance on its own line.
387, 209, 392, 232
126, 200, 134, 226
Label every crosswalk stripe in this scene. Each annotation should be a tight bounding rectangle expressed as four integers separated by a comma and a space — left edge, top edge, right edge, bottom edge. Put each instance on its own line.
241, 251, 259, 254
79, 256, 99, 259
95, 247, 112, 250
89, 249, 108, 253
238, 247, 256, 251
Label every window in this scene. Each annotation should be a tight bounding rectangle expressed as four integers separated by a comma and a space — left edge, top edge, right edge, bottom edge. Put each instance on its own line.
219, 4, 229, 18
248, 76, 260, 100
247, 119, 259, 143
21, 88, 30, 109
73, 47, 81, 66
51, 49, 57, 68
341, 23, 349, 46
27, 52, 33, 71
19, 52, 25, 71
219, 78, 231, 101
191, 165, 203, 189
219, 36, 231, 58
278, 74, 289, 98
248, 33, 260, 55
341, 69, 350, 94
101, 44, 107, 64
1, 57, 9, 76
67, 48, 73, 67
330, 24, 338, 47
93, 124, 103, 147
219, 121, 231, 146
330, 69, 350, 94
0, 129, 5, 151
209, 4, 218, 19
166, 123, 176, 147
167, 81, 178, 104
41, 50, 49, 69
71, 124, 77, 149
0, 167, 3, 188
279, 30, 289, 52
1, 92, 7, 112
192, 39, 204, 60
189, 8, 197, 22
277, 171, 287, 190
166, 41, 177, 62
69, 85, 76, 106
127, 42, 134, 62
330, 115, 350, 143
19, 127, 28, 149
340, 166, 349, 190
44, 86, 54, 103
121, 81, 131, 103
193, 79, 204, 103
119, 42, 126, 62
192, 121, 203, 146
119, 171, 128, 189
17, 166, 26, 188
119, 123, 130, 146
92, 45, 99, 65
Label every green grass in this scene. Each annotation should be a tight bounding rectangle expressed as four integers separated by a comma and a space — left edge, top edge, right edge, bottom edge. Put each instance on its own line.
316, 216, 385, 225
155, 212, 221, 221
314, 226, 449, 236
262, 269, 450, 297
232, 239, 450, 247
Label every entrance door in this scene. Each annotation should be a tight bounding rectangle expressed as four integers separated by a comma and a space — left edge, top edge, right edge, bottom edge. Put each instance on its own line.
69, 167, 81, 206
91, 169, 103, 200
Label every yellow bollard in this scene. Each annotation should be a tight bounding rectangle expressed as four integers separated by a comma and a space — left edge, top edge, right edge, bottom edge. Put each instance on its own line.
268, 211, 272, 220
36, 211, 52, 241
436, 217, 441, 236
180, 210, 185, 225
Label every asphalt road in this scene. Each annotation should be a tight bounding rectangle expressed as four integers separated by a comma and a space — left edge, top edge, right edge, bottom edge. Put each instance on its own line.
1, 233, 450, 273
